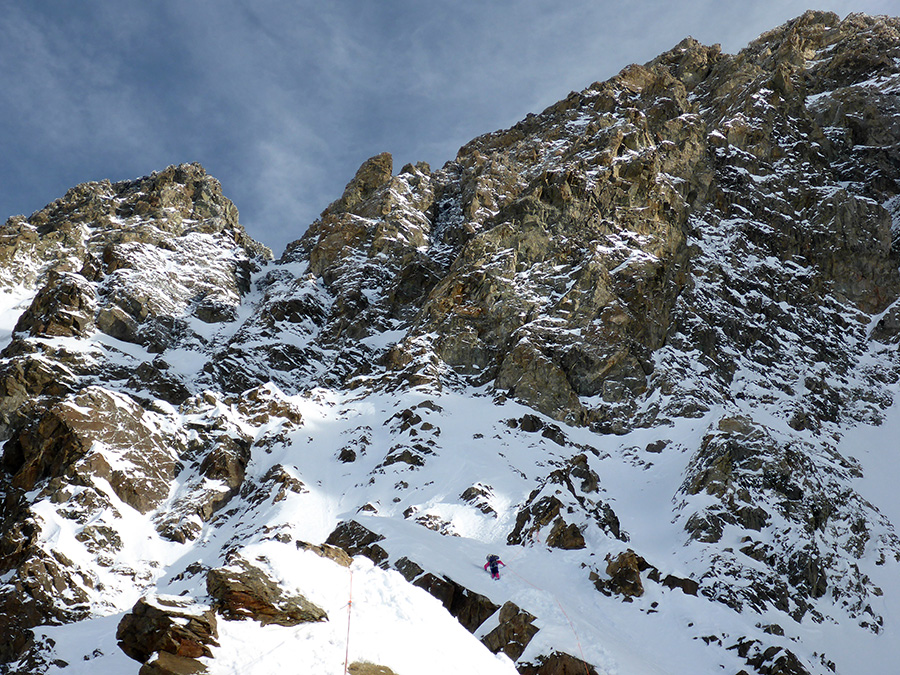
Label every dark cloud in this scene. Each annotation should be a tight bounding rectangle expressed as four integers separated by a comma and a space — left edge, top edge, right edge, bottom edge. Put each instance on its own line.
1, 0, 895, 255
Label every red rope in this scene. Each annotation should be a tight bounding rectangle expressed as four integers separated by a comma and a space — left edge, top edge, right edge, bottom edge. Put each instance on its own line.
506, 567, 593, 675
553, 597, 593, 675
343, 569, 353, 675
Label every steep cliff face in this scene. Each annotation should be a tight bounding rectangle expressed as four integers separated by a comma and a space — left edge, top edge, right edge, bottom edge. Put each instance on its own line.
0, 163, 275, 666
2, 11, 900, 675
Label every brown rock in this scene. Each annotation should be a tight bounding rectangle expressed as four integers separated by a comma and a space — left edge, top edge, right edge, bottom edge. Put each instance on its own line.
0, 353, 77, 440
326, 520, 389, 565
13, 271, 96, 338
2, 386, 181, 513
296, 540, 353, 567
127, 360, 192, 405
507, 495, 564, 545
0, 588, 46, 663
139, 651, 208, 675
233, 384, 305, 428
602, 550, 647, 597
412, 573, 499, 633
518, 651, 599, 675
545, 519, 586, 550
393, 556, 425, 582
116, 596, 218, 664
460, 483, 497, 516
206, 559, 327, 626
347, 662, 397, 675
496, 341, 587, 424
324, 152, 394, 217
198, 436, 251, 494
661, 574, 699, 596
481, 602, 539, 661
96, 305, 139, 342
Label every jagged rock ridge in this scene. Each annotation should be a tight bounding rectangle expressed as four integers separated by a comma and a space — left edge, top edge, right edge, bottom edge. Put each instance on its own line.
1, 10, 900, 675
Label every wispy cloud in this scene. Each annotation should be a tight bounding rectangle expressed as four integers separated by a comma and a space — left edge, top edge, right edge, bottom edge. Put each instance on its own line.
1, 0, 896, 255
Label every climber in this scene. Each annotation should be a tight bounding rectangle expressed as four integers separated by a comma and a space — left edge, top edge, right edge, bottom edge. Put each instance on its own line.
484, 554, 506, 580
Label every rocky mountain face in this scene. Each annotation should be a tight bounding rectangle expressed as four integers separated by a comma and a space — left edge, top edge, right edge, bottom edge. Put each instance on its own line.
2, 10, 900, 675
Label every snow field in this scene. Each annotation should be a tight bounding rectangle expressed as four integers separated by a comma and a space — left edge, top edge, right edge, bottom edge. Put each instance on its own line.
205, 548, 521, 675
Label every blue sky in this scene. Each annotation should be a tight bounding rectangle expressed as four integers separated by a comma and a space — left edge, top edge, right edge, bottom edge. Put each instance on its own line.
1, 1, 896, 255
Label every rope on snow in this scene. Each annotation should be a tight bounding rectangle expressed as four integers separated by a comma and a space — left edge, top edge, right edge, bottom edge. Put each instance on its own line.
343, 568, 354, 675
506, 566, 593, 675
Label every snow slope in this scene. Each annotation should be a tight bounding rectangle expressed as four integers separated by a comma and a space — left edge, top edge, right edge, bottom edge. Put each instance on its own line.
4, 335, 897, 673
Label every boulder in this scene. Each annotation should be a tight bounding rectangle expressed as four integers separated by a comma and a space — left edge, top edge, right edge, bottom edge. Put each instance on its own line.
326, 520, 389, 565
242, 464, 308, 508
659, 573, 699, 596
232, 383, 305, 428
96, 304, 140, 342
198, 436, 251, 500
139, 651, 208, 675
481, 602, 539, 661
599, 550, 648, 598
127, 360, 192, 405
545, 519, 587, 550
506, 492, 605, 550
296, 540, 353, 567
347, 662, 398, 675
393, 557, 425, 582
460, 483, 497, 516
206, 559, 327, 626
518, 651, 599, 675
727, 637, 812, 675
116, 595, 218, 664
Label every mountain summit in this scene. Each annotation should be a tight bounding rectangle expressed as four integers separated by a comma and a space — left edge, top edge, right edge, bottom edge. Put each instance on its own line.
2, 10, 900, 675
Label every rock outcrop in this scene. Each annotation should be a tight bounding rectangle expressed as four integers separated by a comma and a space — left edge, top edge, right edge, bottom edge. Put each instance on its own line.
206, 558, 327, 626
0, 163, 274, 667
481, 602, 540, 661
518, 652, 600, 675
347, 663, 398, 675
117, 595, 217, 669
3, 386, 181, 511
